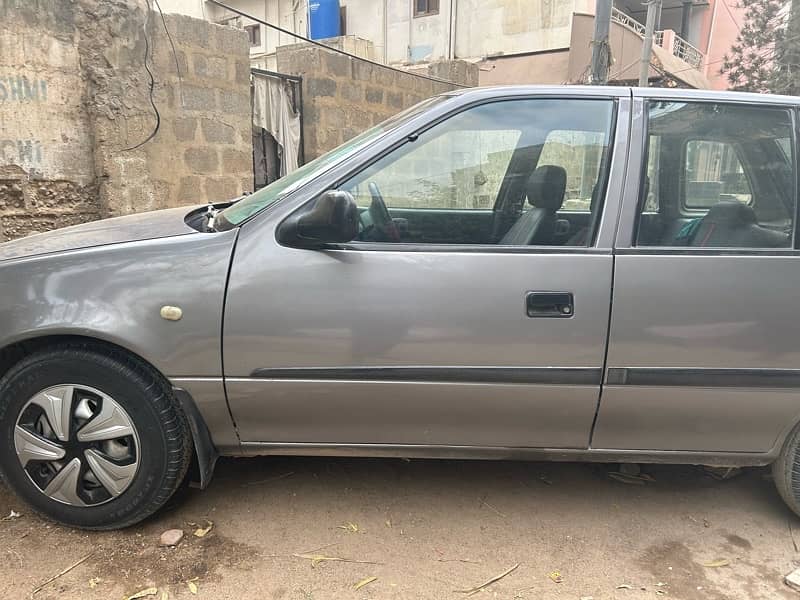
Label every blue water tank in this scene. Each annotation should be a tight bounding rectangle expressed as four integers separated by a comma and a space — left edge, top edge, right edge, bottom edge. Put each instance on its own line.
308, 0, 341, 40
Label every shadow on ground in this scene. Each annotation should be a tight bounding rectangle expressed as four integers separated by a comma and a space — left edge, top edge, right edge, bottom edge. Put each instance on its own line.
1, 457, 798, 599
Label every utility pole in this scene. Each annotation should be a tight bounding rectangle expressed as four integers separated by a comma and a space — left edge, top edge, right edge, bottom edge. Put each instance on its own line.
590, 0, 613, 84
638, 0, 662, 87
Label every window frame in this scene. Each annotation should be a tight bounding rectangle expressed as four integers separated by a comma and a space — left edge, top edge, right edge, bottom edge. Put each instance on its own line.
414, 0, 440, 18
326, 96, 619, 251
244, 24, 261, 48
628, 98, 800, 254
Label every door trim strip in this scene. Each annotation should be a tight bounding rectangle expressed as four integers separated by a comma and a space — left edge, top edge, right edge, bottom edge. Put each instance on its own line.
607, 367, 800, 388
249, 366, 602, 386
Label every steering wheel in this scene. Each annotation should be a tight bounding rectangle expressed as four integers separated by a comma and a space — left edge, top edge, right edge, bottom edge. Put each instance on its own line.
367, 182, 401, 242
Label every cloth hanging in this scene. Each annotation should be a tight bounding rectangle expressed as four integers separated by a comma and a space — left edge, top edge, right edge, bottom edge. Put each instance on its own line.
252, 75, 301, 176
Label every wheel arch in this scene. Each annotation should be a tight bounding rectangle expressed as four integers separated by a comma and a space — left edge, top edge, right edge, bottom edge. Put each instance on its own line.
0, 333, 218, 489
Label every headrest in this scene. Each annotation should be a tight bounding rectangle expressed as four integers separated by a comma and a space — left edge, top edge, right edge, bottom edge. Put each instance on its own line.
704, 201, 756, 225
526, 165, 567, 211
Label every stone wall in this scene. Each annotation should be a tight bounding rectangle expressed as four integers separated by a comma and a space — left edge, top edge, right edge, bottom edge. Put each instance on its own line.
0, 0, 253, 241
275, 42, 477, 161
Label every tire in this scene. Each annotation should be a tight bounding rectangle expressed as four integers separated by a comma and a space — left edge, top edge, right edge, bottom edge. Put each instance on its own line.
0, 342, 192, 529
773, 421, 800, 517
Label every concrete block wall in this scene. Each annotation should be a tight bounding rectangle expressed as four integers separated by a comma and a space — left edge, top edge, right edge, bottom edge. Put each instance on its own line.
276, 43, 477, 160
0, 0, 253, 241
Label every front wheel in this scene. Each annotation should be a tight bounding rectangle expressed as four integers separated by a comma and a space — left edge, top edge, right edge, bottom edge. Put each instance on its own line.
0, 343, 192, 529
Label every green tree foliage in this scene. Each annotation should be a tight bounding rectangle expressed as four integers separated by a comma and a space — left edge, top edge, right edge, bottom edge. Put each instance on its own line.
722, 0, 800, 94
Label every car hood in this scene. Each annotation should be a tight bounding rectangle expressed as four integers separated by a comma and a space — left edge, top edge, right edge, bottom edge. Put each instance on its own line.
0, 205, 201, 263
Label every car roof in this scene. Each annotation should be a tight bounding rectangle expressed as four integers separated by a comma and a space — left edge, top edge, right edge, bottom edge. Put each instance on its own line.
443, 84, 800, 106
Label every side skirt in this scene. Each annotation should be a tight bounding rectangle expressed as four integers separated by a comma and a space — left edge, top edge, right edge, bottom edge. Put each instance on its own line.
237, 442, 776, 467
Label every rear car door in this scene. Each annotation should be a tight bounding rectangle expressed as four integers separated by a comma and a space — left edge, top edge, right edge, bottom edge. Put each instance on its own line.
594, 91, 800, 455
223, 91, 629, 451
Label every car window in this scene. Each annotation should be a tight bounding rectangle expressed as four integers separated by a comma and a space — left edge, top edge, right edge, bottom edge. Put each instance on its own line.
217, 96, 447, 228
684, 140, 752, 209
345, 128, 521, 210
339, 98, 615, 246
635, 101, 795, 249
539, 130, 608, 212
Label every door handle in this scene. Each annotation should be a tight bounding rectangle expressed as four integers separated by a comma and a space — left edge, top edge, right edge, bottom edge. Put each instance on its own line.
526, 292, 574, 318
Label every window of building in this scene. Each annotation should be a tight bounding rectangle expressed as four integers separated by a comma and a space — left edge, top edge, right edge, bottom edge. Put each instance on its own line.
414, 0, 440, 17
338, 98, 615, 247
245, 24, 261, 47
635, 101, 795, 249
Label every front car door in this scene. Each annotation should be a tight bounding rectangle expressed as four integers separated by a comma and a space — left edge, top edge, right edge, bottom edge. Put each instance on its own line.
222, 88, 629, 454
594, 90, 800, 459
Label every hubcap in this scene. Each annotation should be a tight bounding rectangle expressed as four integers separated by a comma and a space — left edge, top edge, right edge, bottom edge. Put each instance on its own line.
14, 385, 140, 507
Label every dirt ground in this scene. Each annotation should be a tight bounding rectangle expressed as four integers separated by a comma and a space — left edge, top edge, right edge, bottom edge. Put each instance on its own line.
1, 457, 799, 600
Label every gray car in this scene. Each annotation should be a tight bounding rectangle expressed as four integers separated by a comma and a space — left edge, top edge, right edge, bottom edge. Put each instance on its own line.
3, 85, 800, 529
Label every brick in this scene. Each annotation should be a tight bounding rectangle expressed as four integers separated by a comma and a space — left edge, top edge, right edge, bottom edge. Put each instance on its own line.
353, 60, 373, 82
277, 47, 322, 75
184, 147, 219, 173
365, 87, 384, 104
396, 72, 416, 90
178, 175, 204, 202
222, 148, 251, 173
342, 127, 359, 142
160, 49, 188, 78
307, 77, 336, 97
387, 91, 404, 109
414, 75, 433, 94
324, 51, 351, 77
173, 117, 198, 142
325, 107, 346, 129
339, 82, 362, 103
219, 89, 250, 115
201, 118, 235, 144
215, 24, 248, 55
194, 54, 228, 80
235, 59, 251, 85
376, 67, 396, 87
205, 176, 240, 200
182, 84, 216, 111
173, 14, 210, 47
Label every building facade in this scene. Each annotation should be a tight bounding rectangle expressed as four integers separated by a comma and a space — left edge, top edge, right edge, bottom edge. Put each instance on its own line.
159, 0, 746, 89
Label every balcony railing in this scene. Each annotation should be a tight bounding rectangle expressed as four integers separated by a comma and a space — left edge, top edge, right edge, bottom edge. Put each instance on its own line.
611, 7, 704, 70
611, 7, 646, 37
670, 34, 703, 68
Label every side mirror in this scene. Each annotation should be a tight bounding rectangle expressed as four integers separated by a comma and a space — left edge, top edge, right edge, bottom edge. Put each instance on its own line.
277, 190, 359, 249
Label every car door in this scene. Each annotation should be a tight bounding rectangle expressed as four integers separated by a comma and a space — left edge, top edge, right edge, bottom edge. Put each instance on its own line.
594, 91, 800, 455
223, 91, 629, 451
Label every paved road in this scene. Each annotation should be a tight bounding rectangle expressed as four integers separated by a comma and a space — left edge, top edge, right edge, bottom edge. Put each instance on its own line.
1, 457, 798, 599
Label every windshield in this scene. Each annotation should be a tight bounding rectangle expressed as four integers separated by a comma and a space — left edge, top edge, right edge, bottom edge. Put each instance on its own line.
217, 95, 449, 228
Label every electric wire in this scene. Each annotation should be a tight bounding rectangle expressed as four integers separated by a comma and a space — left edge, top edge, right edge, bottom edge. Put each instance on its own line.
123, 2, 160, 151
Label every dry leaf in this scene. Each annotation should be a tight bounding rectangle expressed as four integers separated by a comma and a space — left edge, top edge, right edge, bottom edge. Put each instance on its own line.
88, 577, 100, 589
616, 584, 633, 589
186, 578, 199, 594
456, 563, 520, 596
193, 521, 213, 538
548, 571, 563, 583
354, 576, 377, 590
703, 559, 731, 568
124, 588, 159, 600
338, 522, 359, 533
